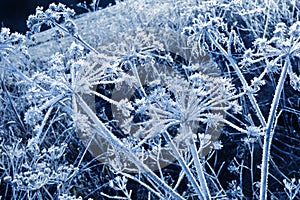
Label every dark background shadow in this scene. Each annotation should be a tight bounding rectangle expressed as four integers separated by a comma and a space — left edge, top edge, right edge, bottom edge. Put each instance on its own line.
0, 0, 116, 33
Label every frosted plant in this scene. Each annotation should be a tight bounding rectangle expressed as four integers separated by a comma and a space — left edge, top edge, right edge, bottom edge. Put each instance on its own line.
0, 0, 300, 200
27, 3, 98, 54
27, 3, 76, 34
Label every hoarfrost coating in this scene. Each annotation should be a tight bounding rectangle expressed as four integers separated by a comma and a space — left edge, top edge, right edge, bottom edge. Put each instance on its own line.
0, 0, 299, 200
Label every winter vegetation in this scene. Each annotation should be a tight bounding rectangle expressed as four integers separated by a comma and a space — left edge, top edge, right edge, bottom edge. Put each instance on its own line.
0, 0, 300, 199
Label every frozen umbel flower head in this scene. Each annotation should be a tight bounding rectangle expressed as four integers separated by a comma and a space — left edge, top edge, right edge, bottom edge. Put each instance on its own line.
74, 0, 234, 173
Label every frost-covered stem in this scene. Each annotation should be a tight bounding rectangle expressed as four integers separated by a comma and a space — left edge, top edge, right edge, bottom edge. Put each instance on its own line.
260, 57, 290, 200
76, 133, 96, 169
100, 193, 127, 199
37, 106, 53, 140
250, 144, 255, 195
52, 21, 99, 55
189, 136, 211, 200
220, 118, 247, 133
76, 95, 184, 200
206, 31, 266, 127
71, 60, 78, 115
91, 90, 120, 106
162, 131, 205, 200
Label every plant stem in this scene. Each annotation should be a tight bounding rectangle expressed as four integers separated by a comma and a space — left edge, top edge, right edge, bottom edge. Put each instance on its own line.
206, 31, 266, 127
162, 131, 206, 200
259, 57, 289, 200
53, 21, 100, 55
189, 136, 211, 200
